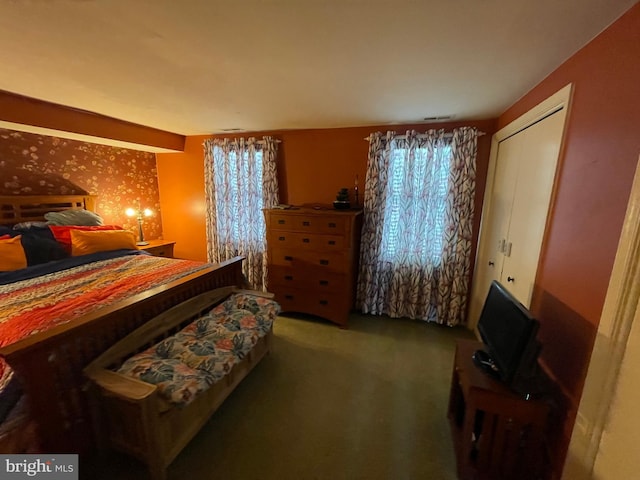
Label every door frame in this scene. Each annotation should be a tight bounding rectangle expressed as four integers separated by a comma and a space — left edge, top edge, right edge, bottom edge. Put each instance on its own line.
468, 83, 573, 331
562, 155, 640, 478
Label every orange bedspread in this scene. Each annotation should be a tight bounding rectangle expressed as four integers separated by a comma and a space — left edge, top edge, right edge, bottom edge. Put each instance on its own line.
0, 254, 211, 386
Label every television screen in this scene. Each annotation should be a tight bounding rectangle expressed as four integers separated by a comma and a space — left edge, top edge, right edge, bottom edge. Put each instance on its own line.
476, 281, 540, 387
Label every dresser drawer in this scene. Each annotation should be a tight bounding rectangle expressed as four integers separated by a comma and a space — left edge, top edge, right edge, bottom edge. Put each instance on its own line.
268, 265, 348, 293
270, 248, 349, 273
272, 287, 351, 327
269, 213, 348, 235
268, 231, 346, 251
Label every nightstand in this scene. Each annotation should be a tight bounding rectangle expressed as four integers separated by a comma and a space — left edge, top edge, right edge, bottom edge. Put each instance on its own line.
137, 239, 176, 258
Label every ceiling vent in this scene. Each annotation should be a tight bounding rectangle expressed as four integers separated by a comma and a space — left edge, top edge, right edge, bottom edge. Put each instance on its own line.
423, 115, 454, 121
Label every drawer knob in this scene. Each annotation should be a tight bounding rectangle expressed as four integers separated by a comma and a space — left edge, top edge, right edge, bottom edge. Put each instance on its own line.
328, 240, 336, 245
284, 255, 293, 261
319, 280, 329, 286
284, 275, 293, 281
302, 221, 310, 226
285, 295, 294, 300
319, 300, 329, 305
319, 259, 329, 266
302, 238, 310, 243
278, 220, 285, 224
328, 222, 337, 228
279, 236, 285, 241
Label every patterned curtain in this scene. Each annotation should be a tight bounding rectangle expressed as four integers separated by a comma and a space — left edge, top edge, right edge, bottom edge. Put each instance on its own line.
203, 137, 279, 290
356, 127, 477, 326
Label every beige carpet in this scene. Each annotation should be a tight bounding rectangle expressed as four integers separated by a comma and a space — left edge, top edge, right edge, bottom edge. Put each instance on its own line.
82, 313, 474, 480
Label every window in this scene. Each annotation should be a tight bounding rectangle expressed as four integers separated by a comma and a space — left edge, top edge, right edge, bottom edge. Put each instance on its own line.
357, 127, 477, 324
212, 146, 265, 247
204, 136, 279, 291
380, 143, 452, 266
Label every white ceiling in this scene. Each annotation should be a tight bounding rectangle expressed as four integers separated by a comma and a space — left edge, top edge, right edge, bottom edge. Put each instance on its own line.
0, 0, 635, 136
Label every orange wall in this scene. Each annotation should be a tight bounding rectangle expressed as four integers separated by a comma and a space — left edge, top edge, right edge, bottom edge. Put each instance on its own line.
497, 3, 640, 471
156, 120, 496, 262
156, 135, 210, 261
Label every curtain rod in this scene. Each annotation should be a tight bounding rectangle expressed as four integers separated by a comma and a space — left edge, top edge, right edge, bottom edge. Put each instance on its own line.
364, 131, 485, 141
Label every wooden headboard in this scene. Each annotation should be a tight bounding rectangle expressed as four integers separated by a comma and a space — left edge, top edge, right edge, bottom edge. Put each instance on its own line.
0, 194, 97, 226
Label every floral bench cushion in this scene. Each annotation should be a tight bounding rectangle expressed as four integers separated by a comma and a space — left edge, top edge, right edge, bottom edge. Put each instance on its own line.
117, 293, 280, 406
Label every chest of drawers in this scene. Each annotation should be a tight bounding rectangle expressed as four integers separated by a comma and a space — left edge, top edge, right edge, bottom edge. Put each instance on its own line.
265, 207, 362, 327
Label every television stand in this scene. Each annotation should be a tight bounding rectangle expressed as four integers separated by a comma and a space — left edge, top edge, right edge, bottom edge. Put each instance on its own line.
448, 339, 551, 480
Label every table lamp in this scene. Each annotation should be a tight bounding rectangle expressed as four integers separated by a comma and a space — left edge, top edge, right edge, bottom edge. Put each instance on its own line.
126, 206, 153, 246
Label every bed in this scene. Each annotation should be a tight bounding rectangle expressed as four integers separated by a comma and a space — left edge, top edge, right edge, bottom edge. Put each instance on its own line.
0, 194, 245, 454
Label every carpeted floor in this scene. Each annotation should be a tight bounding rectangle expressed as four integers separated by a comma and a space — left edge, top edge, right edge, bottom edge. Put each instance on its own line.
82, 312, 474, 480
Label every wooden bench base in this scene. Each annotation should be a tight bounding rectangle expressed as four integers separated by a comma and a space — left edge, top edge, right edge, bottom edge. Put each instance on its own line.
84, 287, 274, 480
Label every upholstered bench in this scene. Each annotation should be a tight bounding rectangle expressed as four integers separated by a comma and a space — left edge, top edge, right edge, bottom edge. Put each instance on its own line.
84, 287, 279, 480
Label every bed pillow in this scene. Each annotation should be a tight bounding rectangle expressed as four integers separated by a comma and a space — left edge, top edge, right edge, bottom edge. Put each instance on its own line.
2, 225, 69, 265
50, 225, 123, 252
13, 221, 49, 230
24, 234, 70, 265
70, 229, 137, 256
45, 209, 104, 226
10, 225, 69, 265
0, 226, 19, 238
0, 235, 28, 272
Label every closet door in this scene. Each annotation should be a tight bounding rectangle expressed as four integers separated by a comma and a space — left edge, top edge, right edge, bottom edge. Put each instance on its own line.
471, 133, 523, 313
499, 110, 565, 305
468, 85, 571, 329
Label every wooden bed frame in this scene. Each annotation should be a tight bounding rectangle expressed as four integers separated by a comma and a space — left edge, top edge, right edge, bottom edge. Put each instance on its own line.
0, 195, 246, 454
84, 287, 274, 480
0, 194, 97, 225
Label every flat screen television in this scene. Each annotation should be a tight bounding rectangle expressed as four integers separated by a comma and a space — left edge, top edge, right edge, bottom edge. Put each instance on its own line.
474, 281, 542, 395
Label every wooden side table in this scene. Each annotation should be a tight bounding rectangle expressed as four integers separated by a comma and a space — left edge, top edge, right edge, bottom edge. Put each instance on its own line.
137, 239, 176, 258
448, 339, 551, 480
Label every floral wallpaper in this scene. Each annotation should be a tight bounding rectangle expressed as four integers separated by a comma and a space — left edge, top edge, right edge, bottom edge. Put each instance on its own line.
0, 128, 162, 239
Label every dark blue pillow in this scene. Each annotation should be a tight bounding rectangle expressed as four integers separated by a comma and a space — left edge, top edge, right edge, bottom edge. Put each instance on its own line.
21, 234, 69, 266
12, 221, 49, 230
13, 224, 55, 239
11, 225, 69, 266
0, 226, 19, 238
